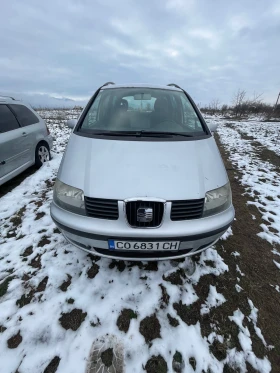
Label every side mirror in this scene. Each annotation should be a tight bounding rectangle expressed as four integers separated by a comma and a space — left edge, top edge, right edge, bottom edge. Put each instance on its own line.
207, 122, 218, 133
66, 119, 77, 129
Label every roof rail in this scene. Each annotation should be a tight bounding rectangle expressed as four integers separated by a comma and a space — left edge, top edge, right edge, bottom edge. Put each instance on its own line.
167, 83, 182, 90
101, 82, 115, 88
0, 94, 15, 100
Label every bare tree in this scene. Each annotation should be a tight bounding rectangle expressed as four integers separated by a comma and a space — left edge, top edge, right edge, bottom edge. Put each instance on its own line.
249, 92, 264, 114
208, 99, 220, 115
232, 89, 246, 117
199, 89, 277, 119
221, 104, 228, 116
251, 91, 263, 104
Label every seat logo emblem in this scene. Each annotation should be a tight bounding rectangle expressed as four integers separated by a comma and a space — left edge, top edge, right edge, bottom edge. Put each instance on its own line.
137, 207, 153, 223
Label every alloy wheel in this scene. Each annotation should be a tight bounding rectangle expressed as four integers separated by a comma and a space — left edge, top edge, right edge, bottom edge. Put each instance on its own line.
38, 146, 50, 163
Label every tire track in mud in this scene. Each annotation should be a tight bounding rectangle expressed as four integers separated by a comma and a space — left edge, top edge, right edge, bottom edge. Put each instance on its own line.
225, 122, 280, 172
215, 132, 280, 371
218, 124, 280, 245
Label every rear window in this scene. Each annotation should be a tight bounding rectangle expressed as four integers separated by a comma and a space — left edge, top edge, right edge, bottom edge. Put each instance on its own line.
9, 104, 39, 127
78, 88, 206, 137
0, 105, 19, 133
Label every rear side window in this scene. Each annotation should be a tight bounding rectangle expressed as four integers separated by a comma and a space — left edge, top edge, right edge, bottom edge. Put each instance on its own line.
9, 104, 39, 127
0, 105, 20, 133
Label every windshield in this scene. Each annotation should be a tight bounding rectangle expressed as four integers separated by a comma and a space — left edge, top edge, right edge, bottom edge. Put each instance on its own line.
78, 88, 206, 136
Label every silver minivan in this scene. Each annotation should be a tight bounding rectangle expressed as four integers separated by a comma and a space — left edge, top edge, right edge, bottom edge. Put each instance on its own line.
51, 83, 234, 260
0, 97, 53, 186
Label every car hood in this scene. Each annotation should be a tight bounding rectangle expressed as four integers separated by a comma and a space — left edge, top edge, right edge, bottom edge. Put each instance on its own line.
58, 134, 228, 200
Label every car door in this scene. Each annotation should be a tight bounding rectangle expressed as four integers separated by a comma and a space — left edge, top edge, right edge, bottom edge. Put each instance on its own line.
0, 104, 31, 178
8, 104, 40, 163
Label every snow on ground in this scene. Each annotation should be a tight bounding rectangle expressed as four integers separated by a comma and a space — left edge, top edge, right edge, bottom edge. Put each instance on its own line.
223, 119, 280, 157
210, 117, 280, 248
206, 114, 280, 294
228, 310, 271, 372
0, 110, 273, 372
36, 109, 78, 154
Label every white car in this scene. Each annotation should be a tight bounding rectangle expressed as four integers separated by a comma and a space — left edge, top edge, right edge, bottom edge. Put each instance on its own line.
0, 96, 53, 186
51, 83, 234, 261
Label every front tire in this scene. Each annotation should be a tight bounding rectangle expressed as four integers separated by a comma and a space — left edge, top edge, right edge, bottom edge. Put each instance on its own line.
35, 143, 50, 168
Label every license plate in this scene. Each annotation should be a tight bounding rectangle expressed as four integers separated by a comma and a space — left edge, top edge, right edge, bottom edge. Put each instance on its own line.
108, 240, 180, 251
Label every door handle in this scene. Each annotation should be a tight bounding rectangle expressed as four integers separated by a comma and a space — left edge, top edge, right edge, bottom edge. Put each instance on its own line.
22, 132, 28, 137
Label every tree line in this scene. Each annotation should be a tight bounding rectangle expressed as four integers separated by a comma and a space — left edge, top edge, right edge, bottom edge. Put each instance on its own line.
200, 89, 280, 120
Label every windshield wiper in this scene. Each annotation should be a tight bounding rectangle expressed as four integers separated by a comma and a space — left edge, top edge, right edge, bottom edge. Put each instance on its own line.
138, 130, 193, 137
91, 130, 193, 137
90, 131, 136, 136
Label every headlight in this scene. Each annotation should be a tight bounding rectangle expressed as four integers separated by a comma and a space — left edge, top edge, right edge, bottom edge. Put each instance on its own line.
53, 179, 85, 215
203, 182, 232, 217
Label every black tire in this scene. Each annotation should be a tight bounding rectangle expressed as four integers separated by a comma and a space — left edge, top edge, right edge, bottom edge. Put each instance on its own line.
35, 142, 51, 168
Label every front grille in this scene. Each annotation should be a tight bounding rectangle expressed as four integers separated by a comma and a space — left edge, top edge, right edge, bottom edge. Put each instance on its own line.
171, 199, 204, 221
84, 197, 119, 220
126, 201, 164, 228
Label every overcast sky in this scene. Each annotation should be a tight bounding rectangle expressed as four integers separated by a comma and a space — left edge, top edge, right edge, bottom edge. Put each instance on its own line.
1, 0, 280, 106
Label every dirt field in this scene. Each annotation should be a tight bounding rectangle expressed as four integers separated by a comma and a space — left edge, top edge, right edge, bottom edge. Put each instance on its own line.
0, 111, 279, 373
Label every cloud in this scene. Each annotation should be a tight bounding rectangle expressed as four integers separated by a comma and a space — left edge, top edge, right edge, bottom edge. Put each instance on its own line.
188, 28, 221, 49
165, 0, 195, 12
270, 1, 280, 16
229, 14, 253, 33
0, 0, 279, 106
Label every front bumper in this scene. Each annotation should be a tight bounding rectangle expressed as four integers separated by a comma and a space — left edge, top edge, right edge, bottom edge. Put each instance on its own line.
50, 200, 234, 261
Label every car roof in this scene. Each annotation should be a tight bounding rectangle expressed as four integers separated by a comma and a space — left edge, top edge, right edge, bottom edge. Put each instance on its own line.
101, 83, 183, 92
0, 96, 28, 105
